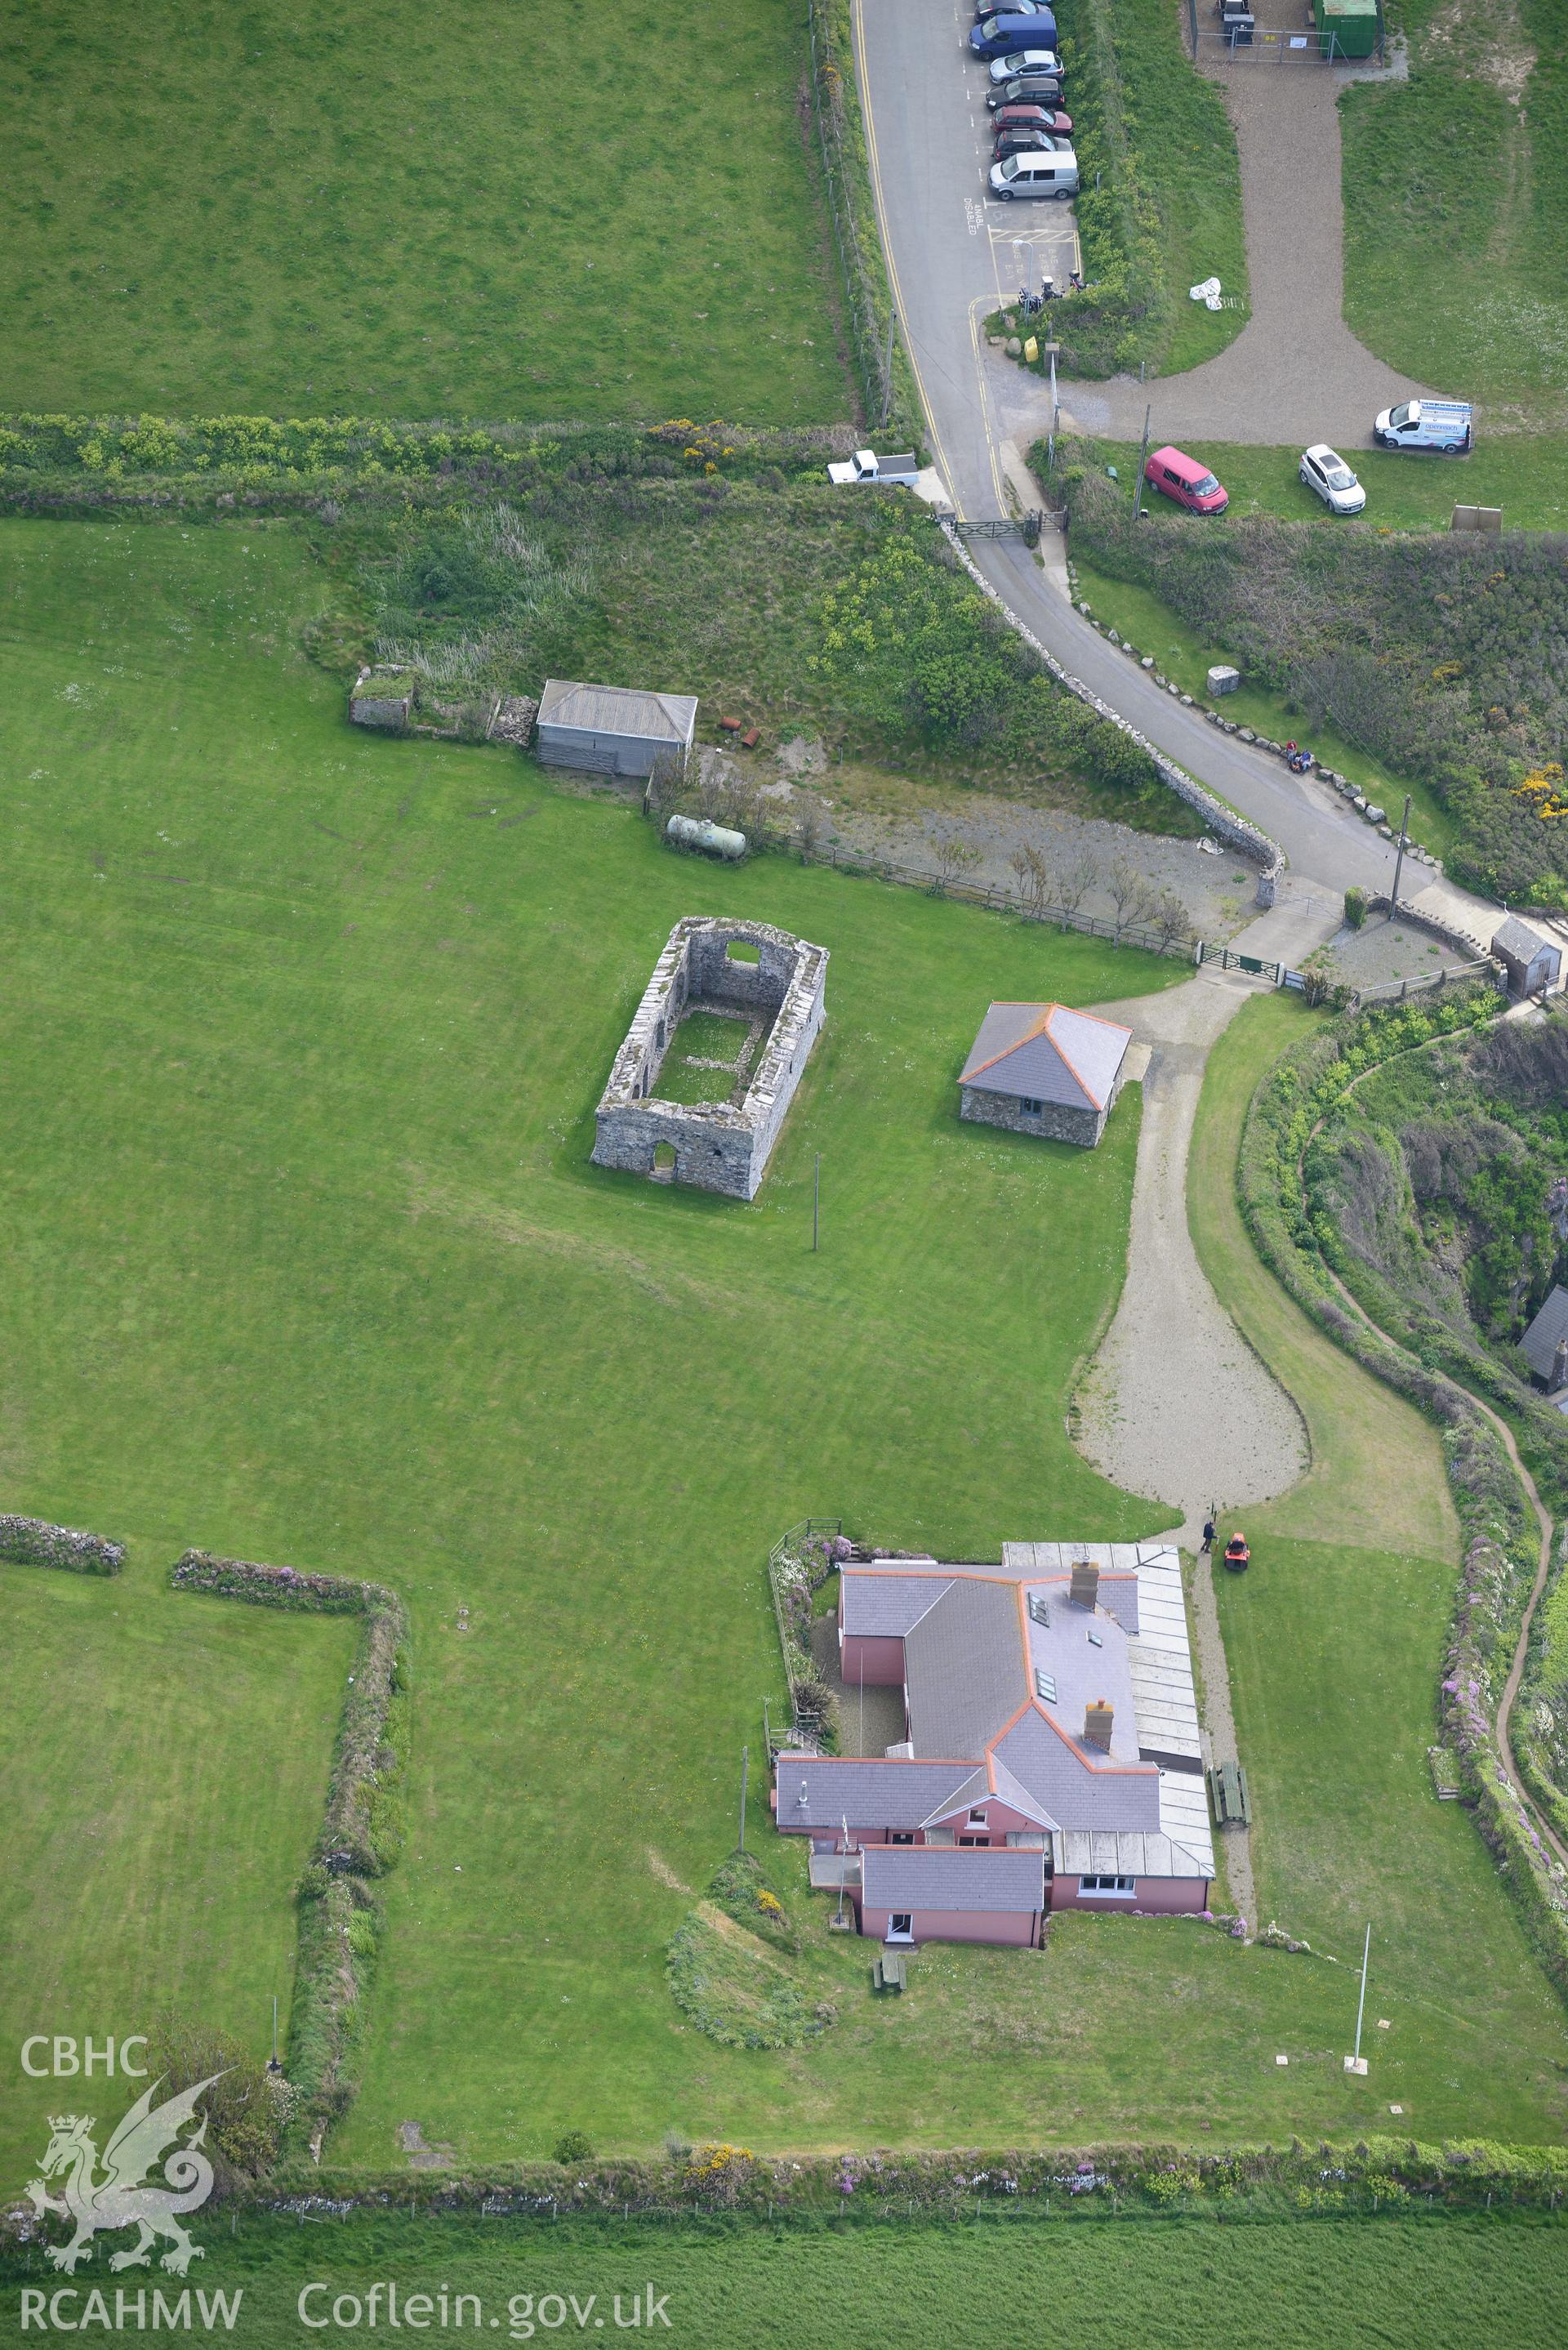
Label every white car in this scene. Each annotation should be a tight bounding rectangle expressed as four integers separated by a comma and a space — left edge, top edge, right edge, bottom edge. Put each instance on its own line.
988, 47, 1062, 81
1299, 444, 1366, 515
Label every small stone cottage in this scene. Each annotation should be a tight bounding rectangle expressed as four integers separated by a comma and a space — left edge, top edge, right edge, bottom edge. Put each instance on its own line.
958, 1001, 1132, 1148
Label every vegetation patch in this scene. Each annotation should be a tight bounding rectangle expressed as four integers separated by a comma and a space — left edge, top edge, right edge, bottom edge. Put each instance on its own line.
666, 1905, 834, 2050
1342, 0, 1568, 423
1060, 459, 1568, 903
324, 486, 1201, 834
992, 0, 1246, 377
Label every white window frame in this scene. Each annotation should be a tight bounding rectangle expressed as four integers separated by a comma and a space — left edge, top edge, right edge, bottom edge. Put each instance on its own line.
1077, 1874, 1137, 1897
887, 1913, 915, 1942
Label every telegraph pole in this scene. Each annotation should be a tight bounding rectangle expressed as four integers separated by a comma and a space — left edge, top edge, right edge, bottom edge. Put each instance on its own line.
1388, 794, 1413, 920
1132, 404, 1152, 520
813, 1153, 821, 1252
1345, 1922, 1372, 2073
738, 1744, 749, 1853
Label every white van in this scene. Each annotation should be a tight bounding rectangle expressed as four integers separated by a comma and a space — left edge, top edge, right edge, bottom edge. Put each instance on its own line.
1373, 398, 1473, 454
989, 147, 1078, 200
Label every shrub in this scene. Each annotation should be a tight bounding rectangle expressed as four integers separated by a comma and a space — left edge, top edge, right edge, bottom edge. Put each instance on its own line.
1344, 885, 1368, 930
553, 2130, 595, 2165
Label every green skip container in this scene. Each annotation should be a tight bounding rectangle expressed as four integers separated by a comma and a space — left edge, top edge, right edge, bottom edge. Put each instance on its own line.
1313, 0, 1379, 56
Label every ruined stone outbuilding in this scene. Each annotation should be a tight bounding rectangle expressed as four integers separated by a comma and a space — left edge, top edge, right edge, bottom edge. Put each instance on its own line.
590, 917, 827, 1199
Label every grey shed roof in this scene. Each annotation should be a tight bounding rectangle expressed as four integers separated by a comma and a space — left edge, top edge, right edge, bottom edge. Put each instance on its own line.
959, 1001, 1131, 1111
1521, 1286, 1568, 1383
862, 1844, 1046, 1913
841, 1571, 954, 1637
777, 1756, 974, 1832
1492, 915, 1561, 970
904, 1576, 1027, 1758
537, 679, 698, 741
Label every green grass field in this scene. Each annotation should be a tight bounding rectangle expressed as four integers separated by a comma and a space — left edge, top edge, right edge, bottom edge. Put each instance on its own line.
1187, 995, 1568, 2138
0, 1566, 353, 2187
0, 0, 849, 424
8, 2210, 1566, 2350
2, 516, 1565, 2183
1341, 0, 1568, 423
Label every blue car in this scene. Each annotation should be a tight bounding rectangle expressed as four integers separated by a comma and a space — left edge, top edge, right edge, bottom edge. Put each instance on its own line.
972, 10, 1058, 56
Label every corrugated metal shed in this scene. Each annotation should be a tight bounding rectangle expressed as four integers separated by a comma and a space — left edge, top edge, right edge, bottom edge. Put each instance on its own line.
536, 678, 698, 778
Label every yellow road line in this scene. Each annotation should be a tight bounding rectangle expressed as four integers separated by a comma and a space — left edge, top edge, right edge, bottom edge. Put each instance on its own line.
852, 0, 967, 518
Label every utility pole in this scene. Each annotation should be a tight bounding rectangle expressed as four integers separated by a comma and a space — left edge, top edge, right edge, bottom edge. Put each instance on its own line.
1388, 794, 1412, 920
813, 1153, 821, 1253
880, 308, 896, 429
1345, 1922, 1372, 2073
268, 1995, 281, 2074
738, 1743, 749, 1853
1132, 404, 1152, 520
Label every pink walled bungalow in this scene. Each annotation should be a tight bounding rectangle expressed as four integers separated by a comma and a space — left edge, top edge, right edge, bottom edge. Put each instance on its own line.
774, 1542, 1214, 1947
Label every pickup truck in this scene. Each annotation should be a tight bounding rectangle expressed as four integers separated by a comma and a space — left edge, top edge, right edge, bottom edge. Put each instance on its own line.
826, 448, 920, 486
1372, 398, 1473, 454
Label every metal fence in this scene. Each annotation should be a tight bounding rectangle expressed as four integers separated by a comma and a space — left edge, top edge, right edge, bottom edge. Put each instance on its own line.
1187, 0, 1384, 63
727, 822, 1203, 963
1348, 957, 1500, 1012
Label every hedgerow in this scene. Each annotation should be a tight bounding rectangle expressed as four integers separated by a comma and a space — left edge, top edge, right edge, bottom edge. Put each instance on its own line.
170, 1550, 411, 2146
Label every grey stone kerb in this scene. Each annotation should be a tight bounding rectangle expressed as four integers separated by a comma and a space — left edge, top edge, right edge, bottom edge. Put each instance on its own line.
939, 521, 1285, 908
590, 916, 828, 1200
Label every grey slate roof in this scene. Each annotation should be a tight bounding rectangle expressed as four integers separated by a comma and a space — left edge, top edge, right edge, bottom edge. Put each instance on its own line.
992, 1703, 1163, 1833
904, 1576, 1027, 1758
1492, 915, 1561, 971
537, 678, 698, 742
1521, 1286, 1568, 1385
777, 1756, 973, 1831
841, 1571, 953, 1637
862, 1844, 1046, 1913
958, 1001, 1131, 1111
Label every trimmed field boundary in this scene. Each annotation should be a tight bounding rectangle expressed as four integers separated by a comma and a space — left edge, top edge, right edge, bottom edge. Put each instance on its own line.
3, 1523, 409, 2160
939, 522, 1285, 899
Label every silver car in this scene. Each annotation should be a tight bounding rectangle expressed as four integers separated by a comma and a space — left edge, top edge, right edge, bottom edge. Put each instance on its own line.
1299, 444, 1366, 515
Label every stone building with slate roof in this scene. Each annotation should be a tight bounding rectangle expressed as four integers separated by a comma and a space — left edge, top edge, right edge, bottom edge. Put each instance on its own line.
957, 1001, 1133, 1148
773, 1543, 1213, 1946
1520, 1285, 1568, 1399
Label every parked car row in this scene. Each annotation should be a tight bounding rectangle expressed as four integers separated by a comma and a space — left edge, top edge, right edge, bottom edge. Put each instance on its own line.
966, 5, 1079, 200
1142, 419, 1472, 524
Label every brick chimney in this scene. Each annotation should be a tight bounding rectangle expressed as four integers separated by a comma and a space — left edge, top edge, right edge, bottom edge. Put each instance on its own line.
1084, 1699, 1114, 1751
1069, 1559, 1100, 1610
1553, 1336, 1568, 1395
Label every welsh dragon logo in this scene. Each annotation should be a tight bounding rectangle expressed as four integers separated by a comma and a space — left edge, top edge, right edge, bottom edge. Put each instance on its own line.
25, 2073, 223, 2276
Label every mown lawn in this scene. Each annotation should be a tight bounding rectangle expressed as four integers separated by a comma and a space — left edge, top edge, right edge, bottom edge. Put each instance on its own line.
1341, 0, 1568, 423
19, 2209, 1566, 2350
2, 517, 1563, 2175
0, 0, 849, 424
0, 1566, 353, 2189
1187, 994, 1568, 2138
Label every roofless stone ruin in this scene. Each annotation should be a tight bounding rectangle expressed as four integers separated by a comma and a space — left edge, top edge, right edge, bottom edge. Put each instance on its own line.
590, 916, 827, 1199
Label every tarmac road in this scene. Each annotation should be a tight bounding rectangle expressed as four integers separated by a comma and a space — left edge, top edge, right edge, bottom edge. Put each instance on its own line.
853, 0, 1494, 925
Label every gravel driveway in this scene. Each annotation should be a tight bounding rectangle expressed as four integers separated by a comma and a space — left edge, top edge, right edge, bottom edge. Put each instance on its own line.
1002, 56, 1431, 449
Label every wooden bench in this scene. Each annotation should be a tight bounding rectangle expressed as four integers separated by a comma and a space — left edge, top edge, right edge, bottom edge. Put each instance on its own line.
872, 1952, 908, 1993
1207, 1759, 1251, 1827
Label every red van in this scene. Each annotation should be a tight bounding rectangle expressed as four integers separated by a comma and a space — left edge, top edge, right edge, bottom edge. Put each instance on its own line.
1145, 445, 1228, 515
